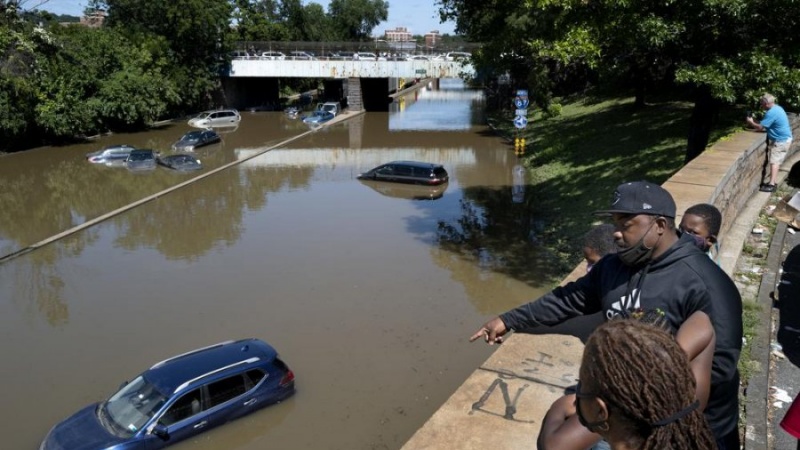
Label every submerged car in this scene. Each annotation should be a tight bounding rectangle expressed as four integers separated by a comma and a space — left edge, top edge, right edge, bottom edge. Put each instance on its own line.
301, 110, 335, 125
358, 161, 449, 186
188, 109, 241, 128
125, 149, 158, 171
158, 154, 203, 171
40, 339, 295, 450
315, 101, 341, 116
284, 106, 301, 119
86, 145, 137, 165
171, 129, 221, 152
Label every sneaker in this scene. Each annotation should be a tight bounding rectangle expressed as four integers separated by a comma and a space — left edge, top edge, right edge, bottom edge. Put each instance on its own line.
760, 183, 777, 192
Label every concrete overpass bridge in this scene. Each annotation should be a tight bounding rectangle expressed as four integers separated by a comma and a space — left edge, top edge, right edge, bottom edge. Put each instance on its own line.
223, 58, 476, 112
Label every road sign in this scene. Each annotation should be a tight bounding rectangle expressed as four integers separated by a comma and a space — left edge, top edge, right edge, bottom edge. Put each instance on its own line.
415, 69, 427, 75
515, 109, 527, 117
514, 97, 529, 109
513, 115, 528, 129
516, 89, 528, 97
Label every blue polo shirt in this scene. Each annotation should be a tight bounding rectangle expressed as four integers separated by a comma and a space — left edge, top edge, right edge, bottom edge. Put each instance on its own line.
761, 104, 792, 142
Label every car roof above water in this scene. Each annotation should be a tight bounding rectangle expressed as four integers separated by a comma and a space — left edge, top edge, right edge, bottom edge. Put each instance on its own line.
145, 338, 278, 395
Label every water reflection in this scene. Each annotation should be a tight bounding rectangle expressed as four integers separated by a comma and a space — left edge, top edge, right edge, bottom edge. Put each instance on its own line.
357, 179, 448, 201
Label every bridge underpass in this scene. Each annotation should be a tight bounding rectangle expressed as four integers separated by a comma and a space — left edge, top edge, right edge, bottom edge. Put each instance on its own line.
222, 59, 475, 112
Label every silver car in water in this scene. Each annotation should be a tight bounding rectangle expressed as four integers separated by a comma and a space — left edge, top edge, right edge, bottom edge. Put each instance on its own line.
188, 109, 241, 128
86, 144, 137, 166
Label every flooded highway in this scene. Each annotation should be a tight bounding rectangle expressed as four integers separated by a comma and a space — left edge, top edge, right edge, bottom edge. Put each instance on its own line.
0, 80, 561, 449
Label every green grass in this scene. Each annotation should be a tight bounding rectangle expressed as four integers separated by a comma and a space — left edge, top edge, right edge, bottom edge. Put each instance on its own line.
489, 94, 743, 267
739, 299, 762, 384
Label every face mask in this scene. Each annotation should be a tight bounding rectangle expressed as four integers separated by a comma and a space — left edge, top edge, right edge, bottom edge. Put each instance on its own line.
616, 219, 657, 267
689, 233, 708, 251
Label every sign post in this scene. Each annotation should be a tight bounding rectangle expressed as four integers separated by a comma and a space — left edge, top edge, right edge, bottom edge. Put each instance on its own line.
513, 90, 529, 156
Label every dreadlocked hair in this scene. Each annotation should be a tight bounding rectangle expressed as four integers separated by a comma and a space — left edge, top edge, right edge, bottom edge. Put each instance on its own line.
582, 319, 717, 450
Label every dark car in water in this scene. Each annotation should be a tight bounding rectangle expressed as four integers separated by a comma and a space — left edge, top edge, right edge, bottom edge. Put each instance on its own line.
125, 149, 158, 171
358, 161, 449, 186
158, 154, 203, 172
40, 339, 296, 450
171, 129, 221, 152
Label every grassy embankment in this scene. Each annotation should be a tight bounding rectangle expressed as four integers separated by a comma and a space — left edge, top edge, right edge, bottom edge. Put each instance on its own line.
490, 94, 743, 270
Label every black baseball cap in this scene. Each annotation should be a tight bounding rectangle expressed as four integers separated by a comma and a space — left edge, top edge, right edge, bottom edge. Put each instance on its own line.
594, 181, 676, 218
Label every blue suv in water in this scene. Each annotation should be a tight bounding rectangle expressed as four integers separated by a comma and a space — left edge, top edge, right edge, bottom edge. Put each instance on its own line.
40, 339, 295, 450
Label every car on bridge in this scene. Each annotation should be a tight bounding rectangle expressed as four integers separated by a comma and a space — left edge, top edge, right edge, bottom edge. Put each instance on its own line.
39, 339, 295, 450
259, 51, 286, 60
445, 51, 472, 61
288, 51, 315, 60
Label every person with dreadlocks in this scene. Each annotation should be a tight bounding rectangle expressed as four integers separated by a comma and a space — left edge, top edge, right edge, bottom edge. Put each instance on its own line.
537, 309, 715, 450
575, 318, 717, 450
471, 181, 743, 449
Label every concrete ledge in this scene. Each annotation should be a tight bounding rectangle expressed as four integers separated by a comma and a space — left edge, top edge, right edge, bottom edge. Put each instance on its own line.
402, 335, 582, 449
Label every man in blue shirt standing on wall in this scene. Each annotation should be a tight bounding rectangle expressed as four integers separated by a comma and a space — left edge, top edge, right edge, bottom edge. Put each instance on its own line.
746, 93, 793, 192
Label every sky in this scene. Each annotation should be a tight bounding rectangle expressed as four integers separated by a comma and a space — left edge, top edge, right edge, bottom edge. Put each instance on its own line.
33, 0, 457, 35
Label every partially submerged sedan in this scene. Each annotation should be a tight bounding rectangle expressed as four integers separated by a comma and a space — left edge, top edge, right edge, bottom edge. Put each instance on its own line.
301, 110, 334, 125
125, 149, 158, 171
171, 129, 221, 152
86, 144, 136, 166
40, 339, 295, 450
158, 154, 203, 171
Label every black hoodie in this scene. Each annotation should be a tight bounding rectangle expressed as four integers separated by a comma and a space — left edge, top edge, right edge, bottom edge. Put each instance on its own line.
500, 233, 743, 439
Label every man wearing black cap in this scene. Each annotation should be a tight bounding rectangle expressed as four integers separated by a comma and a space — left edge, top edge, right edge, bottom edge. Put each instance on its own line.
471, 180, 743, 449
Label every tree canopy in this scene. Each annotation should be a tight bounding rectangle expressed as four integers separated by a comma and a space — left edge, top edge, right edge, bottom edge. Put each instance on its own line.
439, 0, 800, 159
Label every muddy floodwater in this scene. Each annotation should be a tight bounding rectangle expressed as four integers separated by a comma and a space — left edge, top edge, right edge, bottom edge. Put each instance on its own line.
0, 80, 563, 449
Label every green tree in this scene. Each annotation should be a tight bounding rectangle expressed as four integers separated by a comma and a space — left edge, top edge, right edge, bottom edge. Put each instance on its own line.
301, 2, 334, 41
328, 0, 388, 41
33, 25, 178, 136
92, 0, 232, 110
230, 0, 289, 42
0, 5, 38, 149
439, 0, 800, 161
